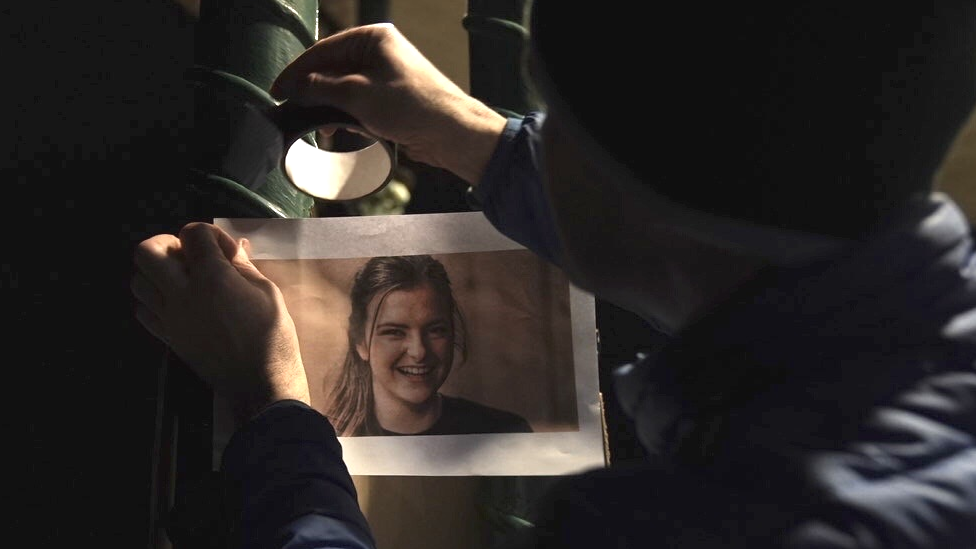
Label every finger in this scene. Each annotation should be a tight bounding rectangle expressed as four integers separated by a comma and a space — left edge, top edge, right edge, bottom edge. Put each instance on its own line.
229, 237, 271, 285
178, 222, 240, 277
271, 28, 361, 99
133, 234, 187, 299
131, 271, 164, 313
240, 236, 253, 257
294, 72, 370, 113
271, 23, 394, 99
213, 224, 245, 260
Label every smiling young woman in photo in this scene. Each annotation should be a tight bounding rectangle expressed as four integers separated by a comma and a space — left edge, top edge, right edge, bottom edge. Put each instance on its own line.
325, 254, 533, 436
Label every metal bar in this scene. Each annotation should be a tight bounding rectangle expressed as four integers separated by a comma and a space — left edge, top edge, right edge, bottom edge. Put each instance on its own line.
463, 0, 539, 117
187, 0, 320, 219
155, 3, 321, 546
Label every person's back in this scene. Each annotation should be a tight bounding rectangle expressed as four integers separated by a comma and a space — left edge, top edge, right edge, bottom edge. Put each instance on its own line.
505, 192, 976, 547
501, 4, 976, 546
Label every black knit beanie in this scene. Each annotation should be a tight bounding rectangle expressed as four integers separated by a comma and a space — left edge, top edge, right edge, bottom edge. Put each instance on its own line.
528, 1, 976, 238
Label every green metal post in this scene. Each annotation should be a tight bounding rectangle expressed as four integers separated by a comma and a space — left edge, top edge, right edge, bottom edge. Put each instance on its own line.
463, 0, 540, 118
187, 0, 320, 218
155, 4, 321, 545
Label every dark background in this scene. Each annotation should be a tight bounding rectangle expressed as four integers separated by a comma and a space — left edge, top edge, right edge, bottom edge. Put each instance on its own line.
8, 1, 660, 546
10, 1, 198, 544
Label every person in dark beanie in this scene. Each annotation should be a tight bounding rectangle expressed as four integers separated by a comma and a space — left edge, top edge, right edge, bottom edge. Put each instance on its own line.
131, 2, 976, 548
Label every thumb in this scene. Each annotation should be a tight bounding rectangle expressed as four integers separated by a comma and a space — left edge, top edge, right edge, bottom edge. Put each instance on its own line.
228, 237, 276, 287
291, 72, 368, 115
178, 222, 239, 275
229, 237, 259, 274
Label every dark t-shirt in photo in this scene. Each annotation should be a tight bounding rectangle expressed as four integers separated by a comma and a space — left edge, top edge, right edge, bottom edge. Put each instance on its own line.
379, 394, 533, 436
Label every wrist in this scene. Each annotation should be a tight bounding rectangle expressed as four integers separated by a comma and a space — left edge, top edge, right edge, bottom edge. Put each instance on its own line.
437, 100, 507, 185
232, 363, 311, 424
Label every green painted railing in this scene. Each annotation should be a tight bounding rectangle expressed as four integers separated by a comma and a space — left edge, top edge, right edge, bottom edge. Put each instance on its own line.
464, 0, 540, 118
187, 0, 320, 219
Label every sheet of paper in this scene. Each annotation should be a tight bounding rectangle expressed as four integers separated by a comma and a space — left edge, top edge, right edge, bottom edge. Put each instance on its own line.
214, 212, 605, 476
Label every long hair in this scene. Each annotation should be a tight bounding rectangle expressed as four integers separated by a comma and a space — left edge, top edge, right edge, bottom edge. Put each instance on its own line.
326, 255, 467, 436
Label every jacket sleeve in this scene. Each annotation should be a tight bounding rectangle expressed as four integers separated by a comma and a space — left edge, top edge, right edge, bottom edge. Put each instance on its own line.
470, 112, 564, 268
220, 400, 375, 549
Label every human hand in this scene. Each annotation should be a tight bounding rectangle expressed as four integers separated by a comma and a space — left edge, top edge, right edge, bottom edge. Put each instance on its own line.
270, 23, 507, 185
131, 222, 310, 422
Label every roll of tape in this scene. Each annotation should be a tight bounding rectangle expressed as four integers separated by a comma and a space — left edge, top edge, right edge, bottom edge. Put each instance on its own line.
271, 101, 398, 202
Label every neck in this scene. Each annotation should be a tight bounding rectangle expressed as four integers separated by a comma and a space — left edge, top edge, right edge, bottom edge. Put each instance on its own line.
611, 238, 769, 335
373, 392, 443, 434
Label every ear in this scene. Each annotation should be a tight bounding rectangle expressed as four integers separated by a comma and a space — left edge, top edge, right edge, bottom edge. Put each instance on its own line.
355, 341, 369, 362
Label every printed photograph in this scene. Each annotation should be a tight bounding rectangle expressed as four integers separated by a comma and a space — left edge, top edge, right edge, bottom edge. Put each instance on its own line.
214, 212, 605, 476
257, 249, 579, 438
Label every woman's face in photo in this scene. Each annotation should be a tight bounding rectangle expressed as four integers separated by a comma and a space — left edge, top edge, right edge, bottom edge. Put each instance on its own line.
357, 283, 455, 409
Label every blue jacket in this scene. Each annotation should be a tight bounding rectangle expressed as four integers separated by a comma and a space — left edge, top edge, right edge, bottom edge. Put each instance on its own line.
220, 113, 976, 548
